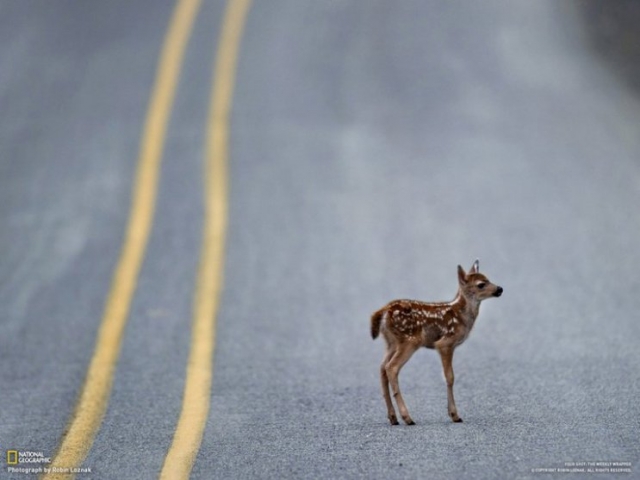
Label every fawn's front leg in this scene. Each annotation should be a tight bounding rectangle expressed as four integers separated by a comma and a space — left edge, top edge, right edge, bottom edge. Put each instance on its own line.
438, 346, 462, 422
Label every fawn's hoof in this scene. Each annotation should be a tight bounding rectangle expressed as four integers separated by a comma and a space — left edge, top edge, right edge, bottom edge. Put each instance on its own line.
450, 412, 463, 423
404, 418, 416, 426
389, 415, 399, 426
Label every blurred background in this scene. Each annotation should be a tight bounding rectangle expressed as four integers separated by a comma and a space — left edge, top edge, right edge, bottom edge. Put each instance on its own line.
1, 1, 639, 478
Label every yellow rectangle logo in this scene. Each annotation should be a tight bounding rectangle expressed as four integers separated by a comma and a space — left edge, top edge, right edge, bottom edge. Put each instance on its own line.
7, 450, 18, 465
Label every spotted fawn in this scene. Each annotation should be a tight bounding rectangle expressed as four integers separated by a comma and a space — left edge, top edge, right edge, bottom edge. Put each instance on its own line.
371, 260, 503, 425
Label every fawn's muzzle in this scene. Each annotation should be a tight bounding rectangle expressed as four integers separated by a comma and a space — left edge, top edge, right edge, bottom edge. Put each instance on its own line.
493, 286, 503, 297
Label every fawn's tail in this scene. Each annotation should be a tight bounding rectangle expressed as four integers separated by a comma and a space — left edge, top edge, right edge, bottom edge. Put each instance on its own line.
370, 308, 385, 339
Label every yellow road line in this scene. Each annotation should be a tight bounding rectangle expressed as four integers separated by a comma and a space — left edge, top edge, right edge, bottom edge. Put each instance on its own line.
43, 0, 202, 478
159, 0, 252, 478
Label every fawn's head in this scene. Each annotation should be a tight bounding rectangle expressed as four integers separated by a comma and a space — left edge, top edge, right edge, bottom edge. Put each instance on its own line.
457, 260, 503, 301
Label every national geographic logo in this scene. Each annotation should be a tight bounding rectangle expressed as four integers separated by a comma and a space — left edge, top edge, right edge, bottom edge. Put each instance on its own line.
5, 449, 51, 465
5, 450, 92, 476
5, 450, 54, 476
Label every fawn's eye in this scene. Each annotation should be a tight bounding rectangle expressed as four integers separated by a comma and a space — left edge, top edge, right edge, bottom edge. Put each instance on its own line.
477, 282, 486, 289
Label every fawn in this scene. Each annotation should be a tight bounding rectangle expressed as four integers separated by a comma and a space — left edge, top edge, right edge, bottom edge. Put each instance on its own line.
371, 260, 502, 425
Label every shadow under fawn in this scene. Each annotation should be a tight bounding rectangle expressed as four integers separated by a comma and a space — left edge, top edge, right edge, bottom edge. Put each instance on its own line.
371, 260, 503, 425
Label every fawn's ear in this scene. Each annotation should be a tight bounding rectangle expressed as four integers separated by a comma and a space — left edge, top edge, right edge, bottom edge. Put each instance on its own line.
469, 259, 480, 274
457, 265, 467, 284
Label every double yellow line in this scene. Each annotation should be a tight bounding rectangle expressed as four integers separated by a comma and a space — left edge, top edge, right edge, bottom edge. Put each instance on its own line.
44, 0, 251, 478
161, 0, 252, 476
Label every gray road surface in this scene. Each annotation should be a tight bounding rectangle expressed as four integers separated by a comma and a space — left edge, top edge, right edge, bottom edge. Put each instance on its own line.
1, 1, 639, 479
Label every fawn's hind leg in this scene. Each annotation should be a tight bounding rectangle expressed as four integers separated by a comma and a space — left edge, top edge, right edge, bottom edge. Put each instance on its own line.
380, 346, 398, 425
386, 342, 419, 425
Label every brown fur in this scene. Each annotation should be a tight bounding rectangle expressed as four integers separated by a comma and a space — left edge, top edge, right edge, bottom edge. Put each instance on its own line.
370, 309, 384, 339
371, 260, 502, 425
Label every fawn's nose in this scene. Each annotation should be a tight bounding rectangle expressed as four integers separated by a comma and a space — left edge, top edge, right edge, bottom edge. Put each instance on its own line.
494, 286, 503, 297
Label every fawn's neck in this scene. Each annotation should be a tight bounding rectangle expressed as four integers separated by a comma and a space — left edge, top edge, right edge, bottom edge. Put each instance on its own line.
452, 290, 480, 325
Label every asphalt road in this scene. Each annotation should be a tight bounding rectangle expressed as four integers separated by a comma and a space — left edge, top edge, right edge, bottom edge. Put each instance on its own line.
1, 1, 640, 479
